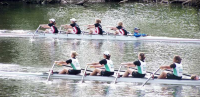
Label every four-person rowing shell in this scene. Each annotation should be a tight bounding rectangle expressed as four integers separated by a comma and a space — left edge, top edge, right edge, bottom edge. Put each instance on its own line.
54, 51, 199, 81
39, 18, 147, 37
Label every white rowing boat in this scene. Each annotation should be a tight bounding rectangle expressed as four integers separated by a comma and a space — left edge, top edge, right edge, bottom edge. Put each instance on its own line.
0, 71, 199, 86
0, 33, 200, 43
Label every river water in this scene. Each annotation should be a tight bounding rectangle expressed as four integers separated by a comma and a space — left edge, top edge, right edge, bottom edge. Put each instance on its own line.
0, 2, 200, 97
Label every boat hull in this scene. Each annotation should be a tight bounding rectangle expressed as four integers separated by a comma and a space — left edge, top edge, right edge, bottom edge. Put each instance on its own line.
0, 33, 200, 43
0, 71, 199, 86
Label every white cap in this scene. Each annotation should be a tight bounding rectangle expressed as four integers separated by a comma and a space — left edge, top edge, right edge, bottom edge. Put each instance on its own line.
103, 51, 110, 56
70, 18, 77, 22
49, 18, 55, 22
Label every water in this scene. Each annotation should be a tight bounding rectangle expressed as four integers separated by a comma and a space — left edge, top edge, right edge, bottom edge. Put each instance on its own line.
1, 2, 200, 38
0, 2, 200, 97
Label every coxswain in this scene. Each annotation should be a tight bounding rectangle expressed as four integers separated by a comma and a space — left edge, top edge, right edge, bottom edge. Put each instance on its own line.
133, 27, 147, 37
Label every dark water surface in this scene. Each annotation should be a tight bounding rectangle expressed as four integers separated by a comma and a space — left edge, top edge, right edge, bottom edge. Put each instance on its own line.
0, 2, 200, 38
0, 2, 200, 97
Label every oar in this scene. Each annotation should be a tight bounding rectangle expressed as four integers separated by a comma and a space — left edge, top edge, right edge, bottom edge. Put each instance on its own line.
33, 25, 40, 39
113, 65, 123, 84
47, 62, 56, 81
81, 65, 89, 83
141, 68, 160, 87
57, 26, 62, 40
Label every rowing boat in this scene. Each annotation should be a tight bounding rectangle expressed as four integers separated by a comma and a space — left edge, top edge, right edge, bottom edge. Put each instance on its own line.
0, 33, 200, 43
0, 71, 199, 85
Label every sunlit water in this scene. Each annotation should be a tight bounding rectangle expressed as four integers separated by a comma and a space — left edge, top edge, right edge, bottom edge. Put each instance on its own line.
0, 2, 200, 97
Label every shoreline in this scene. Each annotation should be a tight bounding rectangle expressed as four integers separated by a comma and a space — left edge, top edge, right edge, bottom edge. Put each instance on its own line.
0, 0, 199, 7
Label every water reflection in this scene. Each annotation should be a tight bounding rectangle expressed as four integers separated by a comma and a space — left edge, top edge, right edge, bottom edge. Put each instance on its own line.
1, 72, 200, 97
1, 38, 200, 74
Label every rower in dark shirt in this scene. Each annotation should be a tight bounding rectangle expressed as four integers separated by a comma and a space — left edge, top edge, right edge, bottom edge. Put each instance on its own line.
158, 56, 183, 80
107, 22, 128, 35
87, 51, 114, 76
121, 53, 146, 78
40, 18, 58, 34
87, 18, 103, 35
56, 51, 81, 75
61, 18, 81, 34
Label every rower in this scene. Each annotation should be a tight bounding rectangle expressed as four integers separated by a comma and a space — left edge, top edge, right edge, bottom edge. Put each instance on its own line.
121, 52, 146, 78
61, 18, 81, 34
158, 56, 183, 80
56, 51, 81, 75
87, 51, 114, 76
191, 75, 199, 80
40, 18, 58, 34
107, 22, 128, 35
133, 27, 147, 37
87, 18, 103, 35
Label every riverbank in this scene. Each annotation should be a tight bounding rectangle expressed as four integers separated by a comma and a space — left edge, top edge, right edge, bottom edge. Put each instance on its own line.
0, 0, 200, 7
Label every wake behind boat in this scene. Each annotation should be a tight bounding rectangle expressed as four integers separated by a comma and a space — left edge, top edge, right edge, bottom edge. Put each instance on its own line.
1, 32, 200, 43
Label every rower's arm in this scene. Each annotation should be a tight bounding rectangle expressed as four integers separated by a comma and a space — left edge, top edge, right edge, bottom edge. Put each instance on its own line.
121, 62, 136, 67
107, 26, 117, 30
40, 24, 50, 29
87, 62, 99, 65
40, 24, 48, 26
87, 25, 95, 28
92, 65, 104, 68
61, 24, 72, 29
127, 64, 136, 67
121, 62, 134, 65
160, 65, 171, 70
56, 61, 68, 65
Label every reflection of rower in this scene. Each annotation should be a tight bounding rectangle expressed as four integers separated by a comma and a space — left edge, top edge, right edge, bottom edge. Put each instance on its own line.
40, 18, 58, 34
56, 51, 81, 75
121, 53, 146, 78
61, 18, 81, 34
107, 22, 128, 35
158, 56, 183, 80
87, 18, 103, 35
87, 51, 114, 76
133, 27, 147, 37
